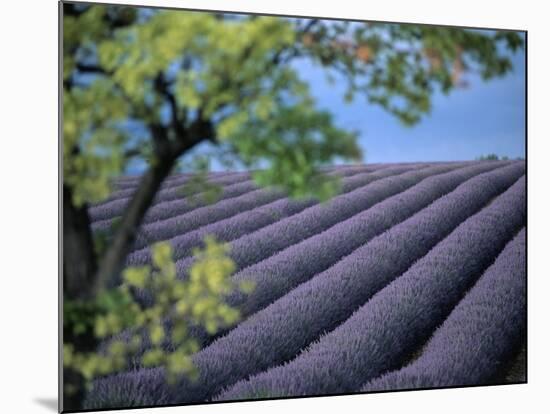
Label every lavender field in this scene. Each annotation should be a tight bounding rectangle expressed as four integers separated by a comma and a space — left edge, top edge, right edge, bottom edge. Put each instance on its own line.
85, 161, 526, 409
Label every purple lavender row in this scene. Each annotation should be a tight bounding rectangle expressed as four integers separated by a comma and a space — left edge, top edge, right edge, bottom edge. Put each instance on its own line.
173, 163, 467, 280
126, 165, 393, 251
176, 162, 520, 364
85, 369, 172, 409
106, 171, 249, 204
89, 174, 252, 222
106, 172, 244, 202
130, 187, 284, 251
91, 164, 386, 230
110, 163, 382, 194
111, 170, 241, 190
109, 166, 370, 202
101, 163, 468, 380
111, 173, 192, 189
362, 228, 526, 392
212, 165, 522, 399
134, 166, 382, 209
111, 162, 395, 189
113, 172, 237, 191
124, 163, 485, 356
116, 169, 234, 183
93, 178, 257, 230
224, 161, 516, 320
162, 197, 312, 261
214, 164, 524, 401
125, 165, 402, 266
85, 164, 523, 408
318, 164, 384, 174
320, 161, 462, 173
217, 175, 525, 400
92, 178, 258, 230
125, 165, 430, 306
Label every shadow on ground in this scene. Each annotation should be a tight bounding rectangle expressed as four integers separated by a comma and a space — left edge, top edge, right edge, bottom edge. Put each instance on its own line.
34, 398, 57, 412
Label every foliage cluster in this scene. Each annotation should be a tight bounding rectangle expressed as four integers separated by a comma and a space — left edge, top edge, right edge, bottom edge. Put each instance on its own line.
64, 238, 251, 386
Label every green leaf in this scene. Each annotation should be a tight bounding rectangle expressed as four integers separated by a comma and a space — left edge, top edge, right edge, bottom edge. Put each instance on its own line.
141, 348, 164, 367
122, 266, 150, 289
151, 242, 173, 268
149, 325, 165, 346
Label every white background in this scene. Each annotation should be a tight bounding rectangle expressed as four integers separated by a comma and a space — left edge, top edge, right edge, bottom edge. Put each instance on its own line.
0, 0, 548, 413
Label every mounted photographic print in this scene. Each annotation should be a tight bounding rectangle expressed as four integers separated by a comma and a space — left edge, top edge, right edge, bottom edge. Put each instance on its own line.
60, 1, 527, 412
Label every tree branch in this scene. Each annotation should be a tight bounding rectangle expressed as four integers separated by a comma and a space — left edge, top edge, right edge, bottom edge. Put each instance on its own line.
95, 124, 207, 289
63, 185, 98, 300
76, 63, 111, 75
272, 18, 320, 65
154, 73, 186, 138
300, 18, 320, 35
124, 148, 143, 159
63, 3, 88, 18
185, 109, 215, 146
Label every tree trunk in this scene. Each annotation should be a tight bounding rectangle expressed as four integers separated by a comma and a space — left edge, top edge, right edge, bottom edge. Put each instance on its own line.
63, 185, 97, 299
62, 126, 206, 410
62, 185, 98, 411
95, 157, 176, 289
62, 368, 87, 412
95, 116, 210, 289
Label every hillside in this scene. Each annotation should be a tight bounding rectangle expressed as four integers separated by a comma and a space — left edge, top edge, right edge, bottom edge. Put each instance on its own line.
84, 161, 526, 409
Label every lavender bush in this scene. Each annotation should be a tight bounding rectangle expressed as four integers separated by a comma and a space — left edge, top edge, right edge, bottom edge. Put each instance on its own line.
361, 228, 526, 392
121, 163, 517, 362
126, 165, 424, 266
126, 165, 385, 251
90, 176, 255, 225
82, 161, 526, 410
174, 163, 464, 278
225, 161, 516, 319
126, 198, 314, 266
92, 165, 387, 229
217, 175, 525, 400
210, 163, 523, 400
106, 171, 246, 200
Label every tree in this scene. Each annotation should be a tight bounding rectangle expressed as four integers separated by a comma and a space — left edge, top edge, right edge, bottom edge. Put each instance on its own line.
62, 2, 523, 410
477, 154, 509, 161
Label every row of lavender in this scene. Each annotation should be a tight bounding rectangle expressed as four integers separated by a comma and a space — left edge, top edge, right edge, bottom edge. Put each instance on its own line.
127, 165, 419, 252
109, 162, 516, 354
106, 163, 392, 193
217, 175, 526, 400
85, 161, 526, 409
89, 164, 396, 234
127, 163, 436, 264
95, 163, 389, 212
92, 163, 471, 232
361, 228, 526, 392
94, 163, 431, 262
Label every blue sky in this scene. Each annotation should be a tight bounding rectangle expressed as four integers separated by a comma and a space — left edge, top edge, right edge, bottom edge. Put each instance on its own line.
125, 27, 525, 174
299, 38, 526, 163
